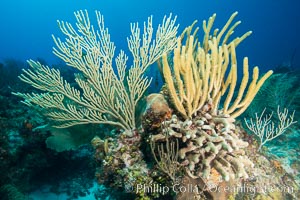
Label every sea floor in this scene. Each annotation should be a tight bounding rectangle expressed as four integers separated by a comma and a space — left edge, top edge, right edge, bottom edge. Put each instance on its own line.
28, 182, 109, 200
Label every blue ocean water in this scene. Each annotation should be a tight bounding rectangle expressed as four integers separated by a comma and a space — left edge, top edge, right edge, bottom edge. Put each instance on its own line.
0, 0, 299, 70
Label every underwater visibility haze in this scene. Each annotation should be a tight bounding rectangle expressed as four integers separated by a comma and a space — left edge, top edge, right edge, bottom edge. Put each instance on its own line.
0, 0, 299, 199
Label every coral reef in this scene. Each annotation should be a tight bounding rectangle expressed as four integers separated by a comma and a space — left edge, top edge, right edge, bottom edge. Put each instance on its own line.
144, 12, 298, 200
92, 130, 156, 199
151, 102, 253, 182
7, 10, 299, 200
148, 94, 300, 199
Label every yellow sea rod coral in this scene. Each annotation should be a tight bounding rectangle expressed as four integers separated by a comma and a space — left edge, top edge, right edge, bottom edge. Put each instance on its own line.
162, 12, 273, 119
150, 12, 270, 188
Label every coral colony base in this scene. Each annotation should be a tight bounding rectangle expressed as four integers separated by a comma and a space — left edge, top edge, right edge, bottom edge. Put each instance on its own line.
13, 10, 298, 199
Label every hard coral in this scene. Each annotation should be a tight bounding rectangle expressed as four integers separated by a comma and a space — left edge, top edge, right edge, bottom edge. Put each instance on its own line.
92, 130, 155, 199
151, 100, 254, 182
